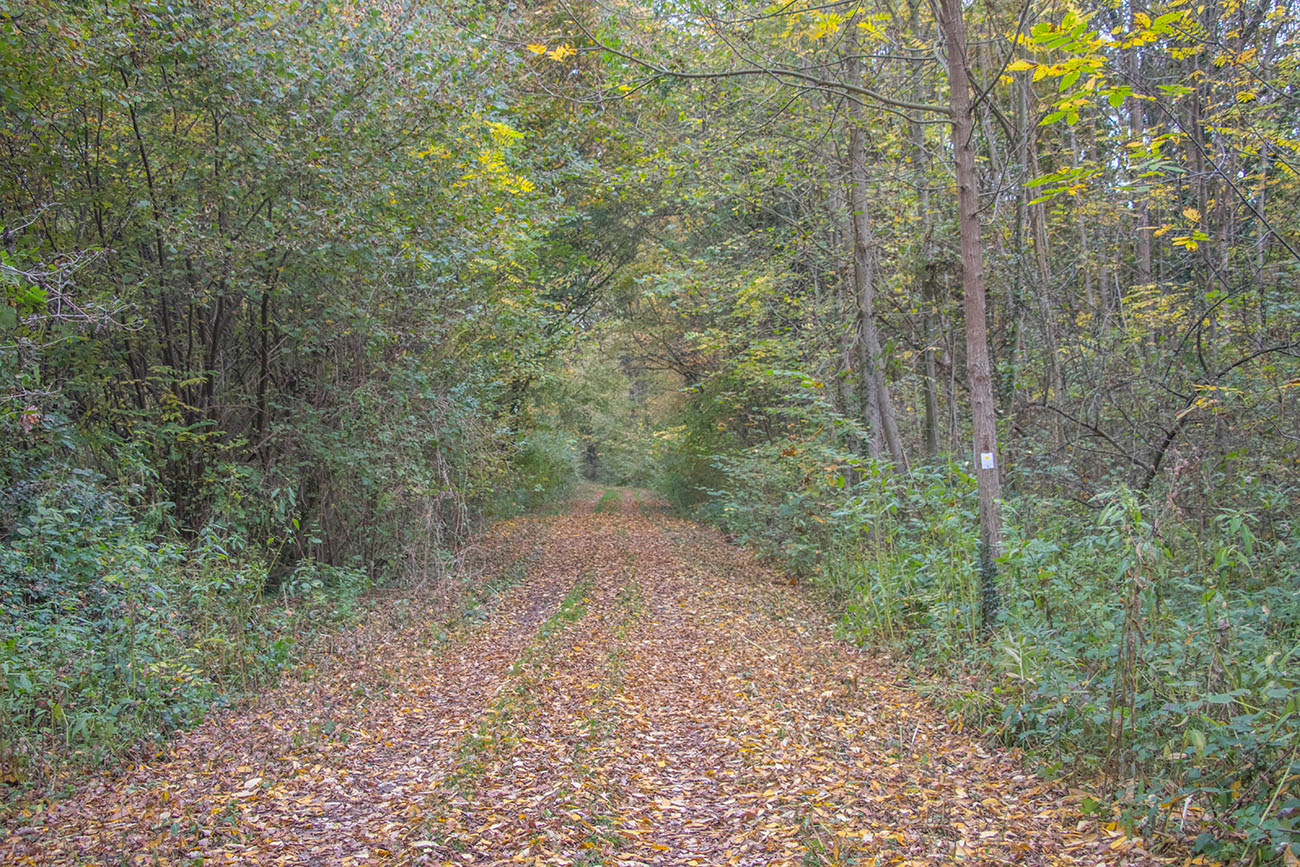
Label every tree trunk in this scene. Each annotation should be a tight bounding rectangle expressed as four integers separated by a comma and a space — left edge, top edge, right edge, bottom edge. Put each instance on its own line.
846, 123, 907, 470
1127, 30, 1152, 288
910, 67, 942, 460
1022, 72, 1065, 450
831, 144, 877, 459
922, 268, 942, 458
829, 172, 862, 454
940, 0, 1002, 633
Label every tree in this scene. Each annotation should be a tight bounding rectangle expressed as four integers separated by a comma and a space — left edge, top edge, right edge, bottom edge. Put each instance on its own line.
938, 0, 1003, 629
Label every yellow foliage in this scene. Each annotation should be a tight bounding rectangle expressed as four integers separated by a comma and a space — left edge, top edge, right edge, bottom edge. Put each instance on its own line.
486, 120, 524, 147
808, 12, 844, 39
855, 12, 892, 41
412, 143, 449, 160
1122, 283, 1193, 338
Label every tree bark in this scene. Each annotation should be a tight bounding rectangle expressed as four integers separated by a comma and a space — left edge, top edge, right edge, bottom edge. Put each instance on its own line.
922, 266, 942, 458
940, 0, 1002, 632
910, 64, 942, 459
828, 154, 866, 456
847, 122, 907, 471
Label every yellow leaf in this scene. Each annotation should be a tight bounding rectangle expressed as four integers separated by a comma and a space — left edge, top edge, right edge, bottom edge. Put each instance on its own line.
1005, 59, 1035, 71
1183, 207, 1202, 221
525, 43, 546, 54
1153, 224, 1172, 237
548, 43, 575, 61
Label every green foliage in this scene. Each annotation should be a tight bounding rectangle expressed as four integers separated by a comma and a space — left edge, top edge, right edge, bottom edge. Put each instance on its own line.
0, 460, 369, 781
987, 492, 1300, 857
634, 286, 1300, 857
502, 429, 580, 515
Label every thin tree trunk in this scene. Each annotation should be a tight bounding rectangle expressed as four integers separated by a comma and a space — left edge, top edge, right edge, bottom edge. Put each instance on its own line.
941, 0, 1002, 633
847, 123, 906, 470
922, 268, 942, 458
911, 67, 942, 459
1023, 72, 1065, 449
828, 163, 864, 455
1069, 127, 1096, 314
832, 145, 880, 460
257, 286, 271, 467
1128, 34, 1152, 287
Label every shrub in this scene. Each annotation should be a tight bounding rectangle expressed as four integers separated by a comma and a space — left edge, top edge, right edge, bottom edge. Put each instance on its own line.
0, 462, 371, 784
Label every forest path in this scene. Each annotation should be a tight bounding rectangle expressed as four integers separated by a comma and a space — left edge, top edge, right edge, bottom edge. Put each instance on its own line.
3, 488, 1178, 866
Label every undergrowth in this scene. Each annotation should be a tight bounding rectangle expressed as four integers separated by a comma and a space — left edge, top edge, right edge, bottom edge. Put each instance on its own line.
0, 463, 372, 792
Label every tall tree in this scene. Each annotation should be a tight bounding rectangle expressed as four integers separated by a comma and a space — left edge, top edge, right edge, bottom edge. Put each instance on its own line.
939, 0, 1003, 629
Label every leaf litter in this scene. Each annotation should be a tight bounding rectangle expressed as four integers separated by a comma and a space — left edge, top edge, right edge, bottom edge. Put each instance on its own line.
1, 488, 1211, 866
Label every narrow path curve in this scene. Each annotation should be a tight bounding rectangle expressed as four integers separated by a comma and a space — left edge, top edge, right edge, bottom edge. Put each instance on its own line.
2, 490, 1180, 866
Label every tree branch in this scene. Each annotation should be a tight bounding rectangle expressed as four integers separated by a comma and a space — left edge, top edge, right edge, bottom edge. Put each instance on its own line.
558, 0, 950, 117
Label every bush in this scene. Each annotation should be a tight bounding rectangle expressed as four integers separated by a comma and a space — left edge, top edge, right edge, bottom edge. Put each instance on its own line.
0, 462, 370, 784
504, 429, 579, 514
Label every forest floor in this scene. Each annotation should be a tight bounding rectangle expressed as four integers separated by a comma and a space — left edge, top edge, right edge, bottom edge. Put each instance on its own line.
1, 487, 1203, 867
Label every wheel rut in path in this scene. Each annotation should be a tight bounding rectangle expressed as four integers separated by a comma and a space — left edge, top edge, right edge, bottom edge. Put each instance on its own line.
2, 491, 1181, 866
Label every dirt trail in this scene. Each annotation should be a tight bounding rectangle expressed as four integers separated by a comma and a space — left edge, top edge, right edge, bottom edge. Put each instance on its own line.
2, 490, 1182, 866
